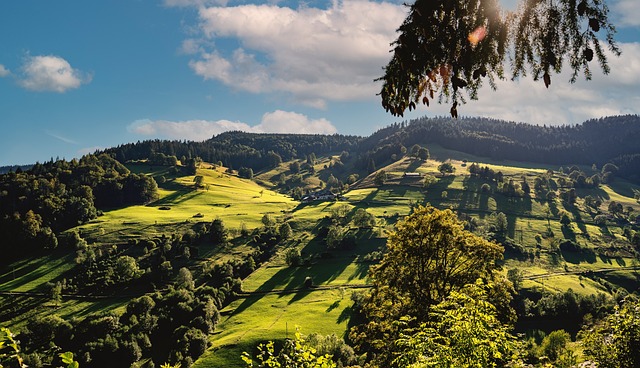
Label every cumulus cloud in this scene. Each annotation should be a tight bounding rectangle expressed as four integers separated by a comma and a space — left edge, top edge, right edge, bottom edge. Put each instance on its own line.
128, 110, 336, 141
415, 42, 640, 125
188, 0, 407, 107
0, 64, 9, 77
613, 0, 640, 27
78, 146, 105, 156
19, 55, 91, 92
254, 110, 337, 134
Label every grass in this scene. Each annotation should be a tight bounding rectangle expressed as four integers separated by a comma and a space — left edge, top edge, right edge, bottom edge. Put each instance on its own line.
0, 252, 76, 293
78, 167, 298, 243
1, 296, 128, 331
3, 154, 639, 366
193, 289, 355, 368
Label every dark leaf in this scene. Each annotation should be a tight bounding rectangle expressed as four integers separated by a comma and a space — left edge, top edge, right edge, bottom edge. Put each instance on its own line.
584, 48, 594, 62
577, 1, 587, 16
543, 72, 551, 88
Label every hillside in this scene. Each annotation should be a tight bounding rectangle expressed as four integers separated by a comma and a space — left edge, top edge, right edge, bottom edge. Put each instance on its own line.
101, 115, 640, 183
1, 116, 640, 367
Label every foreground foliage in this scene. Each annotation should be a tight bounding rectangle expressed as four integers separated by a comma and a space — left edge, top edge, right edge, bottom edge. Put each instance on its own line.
393, 282, 518, 368
380, 0, 620, 117
581, 297, 640, 368
351, 205, 509, 366
242, 331, 337, 368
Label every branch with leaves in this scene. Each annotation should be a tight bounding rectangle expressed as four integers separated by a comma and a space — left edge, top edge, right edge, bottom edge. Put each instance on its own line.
379, 0, 620, 117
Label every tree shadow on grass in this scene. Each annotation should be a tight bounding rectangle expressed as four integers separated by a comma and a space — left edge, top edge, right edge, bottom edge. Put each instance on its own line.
326, 299, 341, 312
561, 249, 596, 264
406, 159, 424, 172
150, 189, 203, 206
561, 226, 576, 242
599, 255, 613, 265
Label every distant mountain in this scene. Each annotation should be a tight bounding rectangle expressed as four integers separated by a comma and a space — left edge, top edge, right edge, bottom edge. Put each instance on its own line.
104, 132, 362, 172
99, 115, 640, 182
359, 114, 640, 181
0, 164, 33, 175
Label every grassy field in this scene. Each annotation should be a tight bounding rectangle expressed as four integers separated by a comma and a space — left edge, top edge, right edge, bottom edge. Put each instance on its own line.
78, 167, 298, 244
2, 152, 639, 367
193, 288, 354, 368
0, 251, 76, 293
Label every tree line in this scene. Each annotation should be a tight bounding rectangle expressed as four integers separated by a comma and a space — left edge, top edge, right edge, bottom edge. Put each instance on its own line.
0, 154, 158, 262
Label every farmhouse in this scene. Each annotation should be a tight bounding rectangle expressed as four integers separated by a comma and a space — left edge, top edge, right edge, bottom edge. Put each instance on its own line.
403, 172, 421, 177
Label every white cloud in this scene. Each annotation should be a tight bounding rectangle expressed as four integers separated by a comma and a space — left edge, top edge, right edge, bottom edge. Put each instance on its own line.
613, 0, 640, 27
78, 146, 104, 156
180, 39, 204, 55
254, 110, 337, 134
19, 55, 91, 93
188, 0, 407, 107
416, 42, 640, 125
128, 110, 337, 141
0, 64, 9, 77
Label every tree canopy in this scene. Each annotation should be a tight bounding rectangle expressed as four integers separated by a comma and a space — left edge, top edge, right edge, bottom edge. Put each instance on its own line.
351, 205, 506, 366
379, 0, 620, 117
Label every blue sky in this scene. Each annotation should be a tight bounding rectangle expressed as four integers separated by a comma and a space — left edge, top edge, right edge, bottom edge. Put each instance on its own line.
1, 0, 639, 166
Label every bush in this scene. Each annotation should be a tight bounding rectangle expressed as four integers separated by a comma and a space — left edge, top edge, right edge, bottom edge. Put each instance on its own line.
303, 277, 313, 288
285, 248, 302, 267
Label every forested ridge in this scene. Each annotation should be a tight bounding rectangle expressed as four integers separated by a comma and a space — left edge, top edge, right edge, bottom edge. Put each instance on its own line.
103, 132, 361, 174
98, 115, 640, 182
362, 114, 640, 179
0, 154, 158, 260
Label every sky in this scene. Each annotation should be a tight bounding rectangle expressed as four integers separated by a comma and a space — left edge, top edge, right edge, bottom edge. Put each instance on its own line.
0, 0, 639, 166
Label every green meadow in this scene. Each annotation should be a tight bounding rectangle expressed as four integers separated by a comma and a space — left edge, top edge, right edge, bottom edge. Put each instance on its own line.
2, 149, 639, 367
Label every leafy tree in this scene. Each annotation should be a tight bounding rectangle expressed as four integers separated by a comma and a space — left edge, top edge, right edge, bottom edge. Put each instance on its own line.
193, 175, 204, 188
289, 161, 301, 174
410, 144, 421, 158
379, 0, 620, 117
210, 218, 228, 244
608, 200, 623, 217
326, 174, 339, 189
261, 214, 276, 228
239, 167, 254, 179
423, 174, 437, 188
279, 223, 292, 240
325, 225, 344, 249
330, 204, 351, 224
267, 151, 283, 168
371, 205, 503, 308
374, 170, 387, 186
507, 268, 524, 291
560, 212, 572, 227
176, 267, 195, 290
352, 205, 505, 366
393, 282, 519, 368
1, 327, 78, 368
581, 298, 640, 368
417, 147, 430, 161
115, 255, 141, 283
352, 208, 375, 228
285, 248, 303, 267
438, 162, 455, 176
540, 330, 571, 362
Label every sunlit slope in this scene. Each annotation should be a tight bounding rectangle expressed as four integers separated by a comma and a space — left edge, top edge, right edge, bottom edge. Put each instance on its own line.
81, 167, 298, 236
